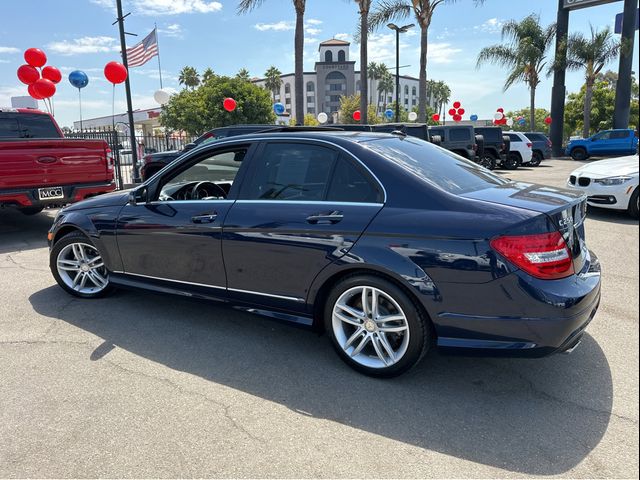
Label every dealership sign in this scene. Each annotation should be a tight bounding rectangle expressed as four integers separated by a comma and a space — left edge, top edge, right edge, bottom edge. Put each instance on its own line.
563, 0, 621, 10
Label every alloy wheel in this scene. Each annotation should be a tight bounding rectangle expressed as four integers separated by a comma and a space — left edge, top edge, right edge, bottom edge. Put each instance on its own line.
331, 286, 410, 369
56, 242, 109, 295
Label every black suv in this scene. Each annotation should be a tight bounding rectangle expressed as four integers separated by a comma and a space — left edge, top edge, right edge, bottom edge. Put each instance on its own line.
427, 125, 479, 163
474, 126, 510, 170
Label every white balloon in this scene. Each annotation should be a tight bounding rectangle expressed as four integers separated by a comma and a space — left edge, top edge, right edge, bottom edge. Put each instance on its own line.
494, 112, 504, 121
408, 111, 418, 121
506, 117, 514, 126
154, 89, 171, 105
317, 112, 328, 124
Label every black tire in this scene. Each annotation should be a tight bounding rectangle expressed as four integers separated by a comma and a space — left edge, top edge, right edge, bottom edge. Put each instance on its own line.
530, 151, 543, 167
50, 231, 114, 299
571, 148, 588, 161
478, 152, 497, 170
19, 206, 44, 215
325, 274, 431, 377
628, 188, 639, 219
503, 152, 520, 170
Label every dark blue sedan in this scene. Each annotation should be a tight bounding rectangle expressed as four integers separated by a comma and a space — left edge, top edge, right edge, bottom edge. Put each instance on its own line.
48, 131, 601, 377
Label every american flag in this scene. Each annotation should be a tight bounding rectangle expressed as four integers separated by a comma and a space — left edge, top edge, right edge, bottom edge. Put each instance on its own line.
125, 28, 158, 67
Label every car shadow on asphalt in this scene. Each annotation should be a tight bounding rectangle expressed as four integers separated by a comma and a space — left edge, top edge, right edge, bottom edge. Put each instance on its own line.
29, 286, 612, 476
586, 207, 638, 225
0, 209, 55, 254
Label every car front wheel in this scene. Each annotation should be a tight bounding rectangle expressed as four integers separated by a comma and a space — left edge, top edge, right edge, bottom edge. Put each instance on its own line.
326, 275, 430, 377
50, 231, 113, 298
478, 152, 496, 170
529, 151, 542, 167
571, 148, 588, 161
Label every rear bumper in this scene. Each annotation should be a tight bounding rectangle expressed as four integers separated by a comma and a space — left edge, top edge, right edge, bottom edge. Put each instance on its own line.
434, 251, 602, 357
566, 180, 636, 211
0, 181, 116, 209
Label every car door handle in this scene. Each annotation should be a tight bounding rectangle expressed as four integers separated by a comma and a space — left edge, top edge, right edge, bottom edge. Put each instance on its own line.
306, 211, 343, 225
37, 156, 57, 164
191, 213, 218, 224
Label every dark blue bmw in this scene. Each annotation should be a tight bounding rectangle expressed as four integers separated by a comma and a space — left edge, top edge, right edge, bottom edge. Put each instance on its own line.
48, 131, 601, 377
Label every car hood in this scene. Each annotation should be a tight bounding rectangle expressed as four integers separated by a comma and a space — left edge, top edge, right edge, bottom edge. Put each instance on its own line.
570, 155, 639, 178
63, 189, 130, 212
460, 181, 585, 215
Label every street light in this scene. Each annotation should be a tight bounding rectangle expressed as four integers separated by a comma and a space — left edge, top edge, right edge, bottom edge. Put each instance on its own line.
387, 22, 414, 122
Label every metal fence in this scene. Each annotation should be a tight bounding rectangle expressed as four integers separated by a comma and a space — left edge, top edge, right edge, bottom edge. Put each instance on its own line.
66, 128, 197, 188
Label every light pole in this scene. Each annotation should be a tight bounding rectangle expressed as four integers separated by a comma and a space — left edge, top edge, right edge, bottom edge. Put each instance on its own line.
387, 22, 414, 122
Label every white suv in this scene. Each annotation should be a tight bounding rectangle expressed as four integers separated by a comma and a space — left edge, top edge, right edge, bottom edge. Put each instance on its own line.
503, 131, 533, 169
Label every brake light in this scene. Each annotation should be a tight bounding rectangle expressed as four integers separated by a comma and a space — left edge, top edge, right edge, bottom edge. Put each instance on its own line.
527, 142, 533, 148
490, 232, 574, 280
105, 148, 114, 171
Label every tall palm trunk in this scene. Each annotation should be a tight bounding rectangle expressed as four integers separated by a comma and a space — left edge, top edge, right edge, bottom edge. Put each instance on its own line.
360, 11, 368, 124
583, 80, 594, 138
529, 86, 536, 131
294, 9, 304, 125
418, 26, 428, 123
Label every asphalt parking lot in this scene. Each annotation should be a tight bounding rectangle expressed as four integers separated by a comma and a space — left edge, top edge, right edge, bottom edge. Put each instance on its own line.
1, 158, 638, 478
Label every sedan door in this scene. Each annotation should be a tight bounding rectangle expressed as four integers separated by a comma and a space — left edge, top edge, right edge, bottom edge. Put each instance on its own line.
115, 143, 255, 292
222, 140, 385, 312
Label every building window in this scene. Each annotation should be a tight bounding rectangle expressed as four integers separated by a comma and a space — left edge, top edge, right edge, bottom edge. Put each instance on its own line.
404, 85, 409, 95
306, 81, 315, 92
308, 107, 315, 114
412, 86, 417, 96
338, 50, 346, 62
285, 83, 291, 94
356, 80, 361, 92
325, 50, 333, 62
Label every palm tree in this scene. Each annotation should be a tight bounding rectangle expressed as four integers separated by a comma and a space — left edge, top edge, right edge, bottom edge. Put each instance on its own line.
239, 0, 306, 124
368, 61, 378, 105
236, 68, 251, 81
565, 25, 619, 137
477, 14, 555, 131
378, 69, 394, 114
202, 68, 216, 84
178, 66, 200, 89
264, 66, 283, 102
376, 64, 390, 112
435, 80, 450, 121
357, 0, 373, 124
370, 0, 483, 123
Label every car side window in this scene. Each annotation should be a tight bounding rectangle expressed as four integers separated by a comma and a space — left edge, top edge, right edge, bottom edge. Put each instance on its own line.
449, 129, 470, 141
430, 129, 445, 139
241, 143, 338, 201
508, 134, 521, 142
158, 148, 247, 201
16, 114, 60, 138
610, 130, 628, 139
326, 156, 382, 203
592, 131, 611, 140
0, 115, 21, 138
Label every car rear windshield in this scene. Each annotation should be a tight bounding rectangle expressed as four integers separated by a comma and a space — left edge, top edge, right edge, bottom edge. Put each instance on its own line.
449, 128, 472, 141
364, 136, 510, 195
525, 133, 546, 142
0, 113, 59, 138
475, 128, 503, 142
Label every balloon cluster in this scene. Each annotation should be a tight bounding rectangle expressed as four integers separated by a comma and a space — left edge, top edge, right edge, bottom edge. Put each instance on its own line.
17, 48, 61, 103
493, 107, 507, 126
448, 101, 465, 122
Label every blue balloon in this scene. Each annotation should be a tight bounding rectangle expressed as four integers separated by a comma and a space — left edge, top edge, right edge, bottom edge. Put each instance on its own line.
273, 102, 285, 115
385, 109, 394, 119
470, 114, 478, 121
518, 118, 526, 126
69, 70, 89, 89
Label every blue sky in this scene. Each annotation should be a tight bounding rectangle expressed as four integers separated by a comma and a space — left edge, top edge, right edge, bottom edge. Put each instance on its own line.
1, 0, 637, 128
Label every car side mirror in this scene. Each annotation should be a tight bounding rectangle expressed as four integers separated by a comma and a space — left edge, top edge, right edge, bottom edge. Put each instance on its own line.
128, 186, 148, 205
183, 142, 196, 151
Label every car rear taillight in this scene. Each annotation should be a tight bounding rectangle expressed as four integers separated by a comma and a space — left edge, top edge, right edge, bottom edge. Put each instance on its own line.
490, 232, 574, 280
105, 148, 114, 171
546, 139, 552, 148
527, 142, 533, 148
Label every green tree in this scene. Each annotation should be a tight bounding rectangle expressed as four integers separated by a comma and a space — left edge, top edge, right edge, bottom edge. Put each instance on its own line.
377, 68, 394, 112
161, 75, 276, 135
264, 66, 283, 103
202, 68, 216, 84
239, 0, 306, 125
504, 107, 551, 134
432, 80, 450, 120
565, 25, 620, 138
370, 0, 483, 123
178, 66, 200, 89
236, 68, 251, 81
339, 93, 380, 124
477, 14, 555, 130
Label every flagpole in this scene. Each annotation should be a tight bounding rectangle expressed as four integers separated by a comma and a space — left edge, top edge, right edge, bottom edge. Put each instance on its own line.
155, 24, 163, 89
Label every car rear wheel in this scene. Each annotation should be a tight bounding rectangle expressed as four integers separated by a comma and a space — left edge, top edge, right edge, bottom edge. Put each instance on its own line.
503, 152, 520, 170
478, 152, 496, 170
326, 275, 430, 377
530, 151, 543, 167
629, 188, 639, 219
571, 148, 588, 161
50, 231, 113, 298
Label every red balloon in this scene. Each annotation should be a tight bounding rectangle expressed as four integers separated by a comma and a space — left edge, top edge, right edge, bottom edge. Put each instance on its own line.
453, 101, 461, 109
431, 113, 440, 122
33, 78, 56, 98
104, 61, 128, 84
458, 108, 465, 115
28, 84, 44, 100
223, 97, 237, 112
353, 110, 361, 121
453, 114, 462, 122
544, 116, 552, 125
24, 48, 47, 68
448, 108, 456, 116
42, 66, 62, 84
17, 64, 40, 85
497, 107, 504, 113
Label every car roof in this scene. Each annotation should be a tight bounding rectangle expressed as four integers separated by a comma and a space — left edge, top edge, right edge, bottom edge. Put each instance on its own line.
200, 130, 402, 146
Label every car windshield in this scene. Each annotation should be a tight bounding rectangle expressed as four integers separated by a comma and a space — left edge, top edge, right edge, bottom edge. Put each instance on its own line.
364, 136, 510, 195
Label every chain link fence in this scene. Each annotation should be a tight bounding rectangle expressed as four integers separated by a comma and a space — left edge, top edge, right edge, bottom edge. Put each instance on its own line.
66, 128, 197, 188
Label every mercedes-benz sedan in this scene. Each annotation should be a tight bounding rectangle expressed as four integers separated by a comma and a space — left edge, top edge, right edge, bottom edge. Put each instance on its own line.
48, 131, 601, 377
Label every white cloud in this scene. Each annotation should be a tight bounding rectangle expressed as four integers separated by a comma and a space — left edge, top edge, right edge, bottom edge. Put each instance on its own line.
334, 33, 351, 42
0, 59, 11, 64
474, 18, 504, 34
158, 23, 183, 38
306, 19, 322, 26
255, 21, 294, 32
305, 27, 322, 36
0, 46, 20, 54
428, 43, 463, 64
359, 33, 410, 65
0, 86, 28, 106
47, 36, 119, 55
90, 0, 222, 15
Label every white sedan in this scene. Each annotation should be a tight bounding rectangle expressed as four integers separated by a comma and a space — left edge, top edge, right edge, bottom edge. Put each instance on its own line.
567, 155, 639, 218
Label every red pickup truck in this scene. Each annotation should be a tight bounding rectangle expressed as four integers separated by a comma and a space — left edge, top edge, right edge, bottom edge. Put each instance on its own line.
0, 108, 115, 215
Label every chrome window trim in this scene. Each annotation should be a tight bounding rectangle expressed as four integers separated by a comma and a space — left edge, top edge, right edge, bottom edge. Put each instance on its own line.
184, 135, 388, 203
234, 200, 383, 207
146, 199, 235, 206
228, 287, 304, 303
